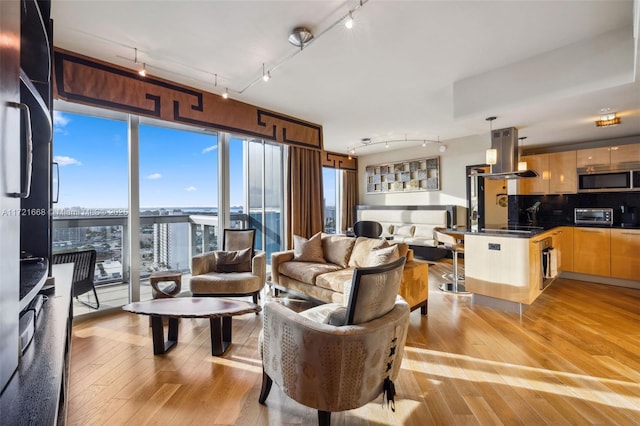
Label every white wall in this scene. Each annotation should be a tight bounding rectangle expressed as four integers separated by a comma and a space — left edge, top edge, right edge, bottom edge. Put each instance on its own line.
358, 134, 490, 215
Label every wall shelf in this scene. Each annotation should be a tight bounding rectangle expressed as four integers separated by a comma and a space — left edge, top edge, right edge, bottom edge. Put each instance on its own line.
365, 156, 440, 193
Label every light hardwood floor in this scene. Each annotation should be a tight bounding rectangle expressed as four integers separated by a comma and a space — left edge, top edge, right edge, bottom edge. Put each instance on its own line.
66, 261, 640, 425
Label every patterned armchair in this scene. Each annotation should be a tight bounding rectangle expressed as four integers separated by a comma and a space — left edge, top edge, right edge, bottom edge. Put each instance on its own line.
190, 229, 266, 304
259, 257, 410, 425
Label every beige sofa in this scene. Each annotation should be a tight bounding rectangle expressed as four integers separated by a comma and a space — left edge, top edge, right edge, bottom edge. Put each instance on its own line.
356, 204, 462, 260
270, 235, 429, 314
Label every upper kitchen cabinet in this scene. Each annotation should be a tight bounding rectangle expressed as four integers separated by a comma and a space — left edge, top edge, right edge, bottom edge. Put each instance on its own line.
576, 147, 610, 168
548, 151, 577, 194
520, 154, 549, 195
610, 143, 640, 166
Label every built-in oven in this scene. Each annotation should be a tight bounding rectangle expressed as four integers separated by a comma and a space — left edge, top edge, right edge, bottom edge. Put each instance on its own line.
578, 170, 634, 192
574, 208, 613, 226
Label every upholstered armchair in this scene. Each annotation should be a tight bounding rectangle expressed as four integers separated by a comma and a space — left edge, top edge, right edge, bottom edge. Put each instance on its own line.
259, 257, 410, 425
190, 229, 266, 303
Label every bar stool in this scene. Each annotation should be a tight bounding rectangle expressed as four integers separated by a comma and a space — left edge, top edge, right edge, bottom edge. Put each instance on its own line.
433, 228, 469, 294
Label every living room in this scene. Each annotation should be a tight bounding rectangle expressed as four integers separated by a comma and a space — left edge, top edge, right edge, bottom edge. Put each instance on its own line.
1, 1, 640, 424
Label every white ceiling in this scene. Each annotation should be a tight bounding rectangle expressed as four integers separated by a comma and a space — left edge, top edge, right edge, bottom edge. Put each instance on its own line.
51, 0, 640, 155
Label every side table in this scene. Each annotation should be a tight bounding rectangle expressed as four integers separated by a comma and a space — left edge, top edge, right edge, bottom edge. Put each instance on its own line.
150, 270, 182, 299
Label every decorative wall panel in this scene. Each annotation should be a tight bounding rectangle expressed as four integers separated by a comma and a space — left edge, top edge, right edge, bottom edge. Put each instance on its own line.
53, 49, 323, 150
365, 156, 440, 193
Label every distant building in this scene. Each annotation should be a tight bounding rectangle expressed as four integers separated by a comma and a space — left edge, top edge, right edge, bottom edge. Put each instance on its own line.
153, 223, 190, 272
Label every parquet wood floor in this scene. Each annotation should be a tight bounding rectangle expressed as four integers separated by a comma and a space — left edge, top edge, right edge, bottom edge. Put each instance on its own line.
66, 260, 640, 425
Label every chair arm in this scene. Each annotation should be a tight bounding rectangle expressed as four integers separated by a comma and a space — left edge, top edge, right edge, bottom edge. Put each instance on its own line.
252, 251, 266, 286
261, 300, 410, 412
191, 251, 218, 276
270, 250, 295, 284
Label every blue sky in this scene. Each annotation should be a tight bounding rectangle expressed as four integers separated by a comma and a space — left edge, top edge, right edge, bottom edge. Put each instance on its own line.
52, 111, 241, 208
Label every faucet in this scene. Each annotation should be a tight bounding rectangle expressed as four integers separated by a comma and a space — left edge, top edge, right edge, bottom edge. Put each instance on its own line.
525, 201, 541, 224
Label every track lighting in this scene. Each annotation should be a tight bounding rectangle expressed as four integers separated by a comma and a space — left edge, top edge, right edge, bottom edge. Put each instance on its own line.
347, 136, 442, 156
345, 12, 354, 29
222, 88, 229, 99
138, 63, 146, 77
262, 63, 271, 82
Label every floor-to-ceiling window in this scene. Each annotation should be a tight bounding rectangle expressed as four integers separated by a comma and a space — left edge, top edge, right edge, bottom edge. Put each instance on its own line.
247, 139, 284, 260
53, 106, 285, 315
322, 167, 342, 234
138, 121, 218, 300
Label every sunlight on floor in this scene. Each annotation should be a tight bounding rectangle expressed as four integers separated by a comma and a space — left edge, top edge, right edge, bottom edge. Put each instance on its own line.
402, 346, 640, 411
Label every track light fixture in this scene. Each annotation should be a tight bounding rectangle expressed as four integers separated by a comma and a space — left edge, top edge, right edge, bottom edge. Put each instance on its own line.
345, 12, 354, 29
222, 88, 229, 99
138, 63, 146, 77
262, 63, 271, 82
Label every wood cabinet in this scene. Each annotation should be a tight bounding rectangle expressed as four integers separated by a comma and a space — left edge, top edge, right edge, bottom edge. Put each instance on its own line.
520, 153, 549, 194
610, 143, 640, 165
610, 228, 640, 280
573, 227, 610, 276
520, 151, 576, 195
576, 147, 611, 168
549, 151, 577, 194
550, 227, 573, 272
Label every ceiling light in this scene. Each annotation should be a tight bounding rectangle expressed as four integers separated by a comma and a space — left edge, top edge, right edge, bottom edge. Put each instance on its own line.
262, 63, 270, 82
486, 149, 497, 165
596, 112, 620, 127
517, 136, 528, 170
288, 27, 314, 50
222, 88, 229, 99
345, 12, 354, 29
439, 144, 447, 153
138, 63, 146, 77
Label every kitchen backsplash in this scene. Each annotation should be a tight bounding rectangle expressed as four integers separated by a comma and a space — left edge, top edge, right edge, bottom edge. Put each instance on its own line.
509, 192, 640, 226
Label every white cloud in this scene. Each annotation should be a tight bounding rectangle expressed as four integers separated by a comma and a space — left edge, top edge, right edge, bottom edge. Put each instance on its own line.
53, 111, 70, 127
185, 186, 197, 192
146, 173, 162, 180
53, 155, 82, 166
202, 145, 217, 154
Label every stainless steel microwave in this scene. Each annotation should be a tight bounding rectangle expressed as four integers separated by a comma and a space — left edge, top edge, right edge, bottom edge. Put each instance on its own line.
578, 170, 638, 192
574, 208, 613, 225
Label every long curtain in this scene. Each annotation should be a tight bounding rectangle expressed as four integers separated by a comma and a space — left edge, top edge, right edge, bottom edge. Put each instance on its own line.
286, 146, 324, 248
341, 169, 358, 231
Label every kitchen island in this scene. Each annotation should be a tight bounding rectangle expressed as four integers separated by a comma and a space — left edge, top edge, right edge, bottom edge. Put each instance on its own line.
461, 227, 556, 314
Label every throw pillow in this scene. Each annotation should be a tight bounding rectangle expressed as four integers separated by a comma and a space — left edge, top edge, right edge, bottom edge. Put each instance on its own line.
321, 234, 356, 267
293, 232, 325, 263
348, 237, 389, 268
364, 244, 400, 267
324, 306, 348, 326
214, 247, 252, 272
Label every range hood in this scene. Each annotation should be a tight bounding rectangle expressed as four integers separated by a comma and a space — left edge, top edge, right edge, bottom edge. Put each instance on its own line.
477, 127, 538, 180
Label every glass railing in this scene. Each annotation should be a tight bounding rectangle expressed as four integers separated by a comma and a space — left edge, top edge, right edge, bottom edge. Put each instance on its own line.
52, 212, 249, 287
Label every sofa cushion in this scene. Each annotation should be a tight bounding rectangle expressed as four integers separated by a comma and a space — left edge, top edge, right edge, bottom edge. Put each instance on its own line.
190, 271, 261, 295
321, 234, 356, 268
278, 261, 341, 285
403, 237, 437, 247
394, 224, 414, 237
214, 248, 252, 272
413, 225, 436, 238
348, 237, 389, 268
315, 268, 355, 293
364, 244, 400, 267
298, 303, 347, 326
293, 232, 325, 263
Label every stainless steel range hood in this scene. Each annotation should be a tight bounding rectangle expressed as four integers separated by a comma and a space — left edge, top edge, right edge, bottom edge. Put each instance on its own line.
476, 127, 538, 180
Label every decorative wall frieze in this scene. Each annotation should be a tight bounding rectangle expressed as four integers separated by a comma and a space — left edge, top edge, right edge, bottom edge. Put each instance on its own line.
53, 48, 323, 150
321, 151, 357, 170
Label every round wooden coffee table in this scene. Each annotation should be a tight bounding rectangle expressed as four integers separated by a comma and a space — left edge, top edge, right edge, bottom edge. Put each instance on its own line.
122, 297, 261, 356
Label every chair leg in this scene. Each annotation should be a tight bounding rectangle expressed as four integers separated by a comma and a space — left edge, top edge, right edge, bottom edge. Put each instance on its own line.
76, 287, 100, 310
258, 371, 273, 404
318, 410, 331, 426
